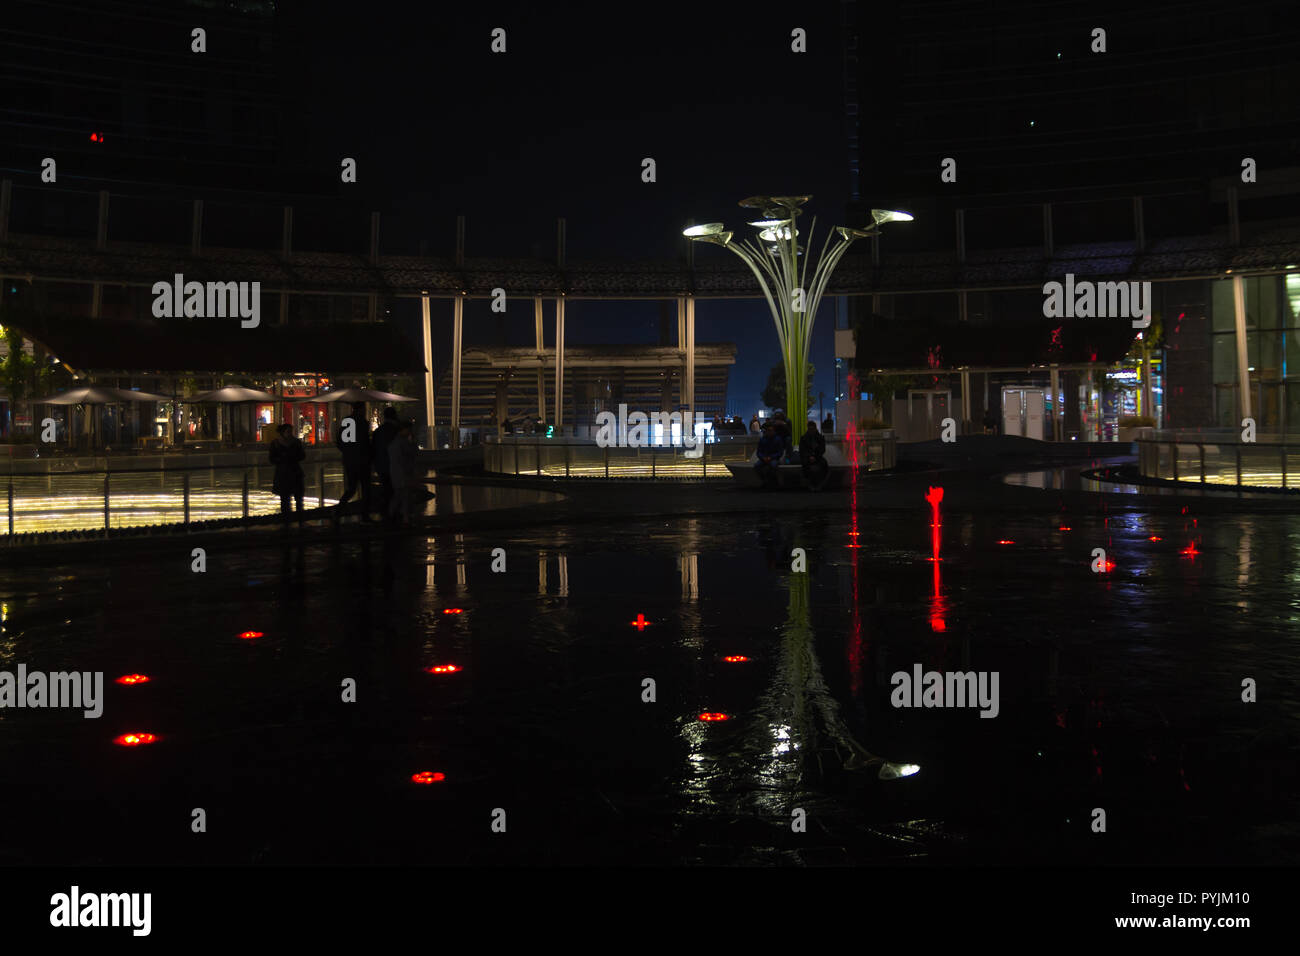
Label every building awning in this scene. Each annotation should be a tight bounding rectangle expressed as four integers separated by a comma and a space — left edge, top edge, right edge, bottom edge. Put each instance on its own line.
3, 312, 426, 376
854, 314, 1138, 370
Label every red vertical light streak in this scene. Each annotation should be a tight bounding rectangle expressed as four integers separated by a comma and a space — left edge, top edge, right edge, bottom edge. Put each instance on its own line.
925, 487, 946, 632
846, 405, 864, 695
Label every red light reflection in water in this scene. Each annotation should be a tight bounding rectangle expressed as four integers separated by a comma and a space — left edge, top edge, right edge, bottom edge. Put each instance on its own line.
697, 712, 730, 722
411, 772, 445, 784
630, 613, 651, 630
846, 406, 865, 694
926, 487, 947, 632
1148, 536, 1162, 542
722, 656, 749, 663
997, 539, 1015, 545
425, 665, 461, 674
114, 733, 157, 746
115, 674, 150, 685
239, 631, 263, 640
1180, 543, 1200, 558
442, 608, 463, 615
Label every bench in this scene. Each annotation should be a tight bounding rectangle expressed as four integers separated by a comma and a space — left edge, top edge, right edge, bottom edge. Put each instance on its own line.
726, 461, 850, 490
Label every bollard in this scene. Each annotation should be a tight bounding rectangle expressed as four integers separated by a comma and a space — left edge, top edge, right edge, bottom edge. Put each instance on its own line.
103, 471, 110, 537
565, 442, 570, 478
7, 474, 13, 539
318, 465, 325, 508
184, 472, 190, 530
242, 471, 250, 519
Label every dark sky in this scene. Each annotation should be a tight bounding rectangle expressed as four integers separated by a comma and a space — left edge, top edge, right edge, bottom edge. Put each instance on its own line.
279, 0, 856, 415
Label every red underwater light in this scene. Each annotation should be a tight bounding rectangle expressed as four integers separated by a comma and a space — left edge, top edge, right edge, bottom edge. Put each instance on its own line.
630, 613, 651, 630
411, 771, 446, 784
425, 664, 461, 674
698, 712, 730, 722
722, 656, 749, 663
115, 674, 150, 685
114, 733, 157, 746
239, 631, 263, 640
442, 608, 463, 615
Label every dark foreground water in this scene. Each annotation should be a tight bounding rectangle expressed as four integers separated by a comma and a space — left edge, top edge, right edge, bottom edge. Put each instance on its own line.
0, 503, 1296, 865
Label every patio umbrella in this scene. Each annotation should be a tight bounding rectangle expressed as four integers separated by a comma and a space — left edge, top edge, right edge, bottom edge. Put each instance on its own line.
303, 387, 419, 403
38, 386, 171, 404
36, 386, 172, 449
186, 386, 278, 403
183, 386, 279, 444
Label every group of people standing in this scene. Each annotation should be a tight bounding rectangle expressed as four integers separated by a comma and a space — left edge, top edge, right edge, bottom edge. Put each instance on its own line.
753, 412, 830, 491
267, 403, 426, 525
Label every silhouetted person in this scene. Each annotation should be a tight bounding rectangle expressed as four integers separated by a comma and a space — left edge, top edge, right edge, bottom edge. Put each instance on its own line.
754, 422, 784, 490
371, 407, 399, 516
335, 402, 373, 519
823, 413, 834, 433
388, 419, 419, 523
800, 420, 829, 491
983, 407, 998, 435
269, 423, 305, 522
749, 414, 760, 434
772, 412, 793, 462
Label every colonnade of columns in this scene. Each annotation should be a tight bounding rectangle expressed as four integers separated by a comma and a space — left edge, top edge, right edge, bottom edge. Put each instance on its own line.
418, 291, 698, 448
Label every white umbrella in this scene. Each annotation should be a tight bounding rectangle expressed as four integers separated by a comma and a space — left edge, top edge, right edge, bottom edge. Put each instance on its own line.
303, 387, 419, 403
182, 387, 279, 444
36, 386, 171, 449
185, 386, 278, 403
38, 386, 171, 404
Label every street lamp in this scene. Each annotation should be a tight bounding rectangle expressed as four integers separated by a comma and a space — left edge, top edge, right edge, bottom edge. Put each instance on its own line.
684, 195, 912, 435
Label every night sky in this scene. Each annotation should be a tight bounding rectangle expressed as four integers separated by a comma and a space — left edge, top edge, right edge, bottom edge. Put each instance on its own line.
279, 0, 855, 416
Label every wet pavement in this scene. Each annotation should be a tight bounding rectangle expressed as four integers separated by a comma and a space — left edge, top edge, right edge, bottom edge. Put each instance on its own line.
1, 466, 1296, 866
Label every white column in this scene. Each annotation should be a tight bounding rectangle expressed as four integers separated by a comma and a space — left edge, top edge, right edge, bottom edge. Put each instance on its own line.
554, 296, 566, 429
684, 295, 695, 421
535, 296, 546, 422
421, 293, 435, 441
960, 370, 971, 427
452, 294, 464, 448
1233, 274, 1252, 421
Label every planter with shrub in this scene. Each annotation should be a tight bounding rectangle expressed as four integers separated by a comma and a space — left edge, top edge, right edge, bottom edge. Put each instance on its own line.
1117, 415, 1156, 443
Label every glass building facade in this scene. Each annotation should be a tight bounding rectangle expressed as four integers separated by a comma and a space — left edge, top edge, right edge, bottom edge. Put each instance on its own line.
1211, 274, 1300, 429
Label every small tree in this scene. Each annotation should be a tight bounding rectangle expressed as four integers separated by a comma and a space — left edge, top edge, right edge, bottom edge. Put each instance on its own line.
1, 327, 36, 437
859, 372, 915, 425
761, 362, 815, 411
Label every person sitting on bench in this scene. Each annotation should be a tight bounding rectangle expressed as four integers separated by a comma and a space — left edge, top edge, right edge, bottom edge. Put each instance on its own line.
800, 419, 829, 491
754, 422, 784, 490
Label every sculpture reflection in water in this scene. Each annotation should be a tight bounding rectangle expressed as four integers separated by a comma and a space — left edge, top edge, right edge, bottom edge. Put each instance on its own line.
677, 527, 919, 825
770, 569, 920, 784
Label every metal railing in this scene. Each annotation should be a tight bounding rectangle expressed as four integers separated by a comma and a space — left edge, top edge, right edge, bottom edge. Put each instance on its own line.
1137, 430, 1300, 490
3, 460, 345, 537
482, 434, 896, 479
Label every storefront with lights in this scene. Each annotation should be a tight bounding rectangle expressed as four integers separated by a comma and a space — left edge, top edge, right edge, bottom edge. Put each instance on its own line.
0, 314, 423, 449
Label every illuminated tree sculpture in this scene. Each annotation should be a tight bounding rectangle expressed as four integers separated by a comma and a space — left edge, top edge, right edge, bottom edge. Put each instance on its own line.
684, 197, 912, 438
